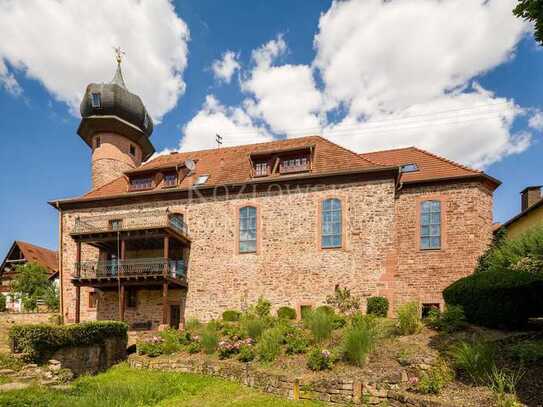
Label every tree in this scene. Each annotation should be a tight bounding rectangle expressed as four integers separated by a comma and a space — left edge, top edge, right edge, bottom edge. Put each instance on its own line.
9, 263, 58, 311
0, 294, 6, 312
514, 0, 543, 47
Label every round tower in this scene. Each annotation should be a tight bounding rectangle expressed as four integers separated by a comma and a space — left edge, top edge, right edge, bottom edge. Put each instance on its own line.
78, 50, 155, 189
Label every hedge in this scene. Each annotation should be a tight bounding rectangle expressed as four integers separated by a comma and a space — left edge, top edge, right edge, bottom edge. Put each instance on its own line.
10, 320, 128, 363
443, 271, 543, 329
366, 296, 389, 317
222, 310, 241, 322
277, 306, 296, 320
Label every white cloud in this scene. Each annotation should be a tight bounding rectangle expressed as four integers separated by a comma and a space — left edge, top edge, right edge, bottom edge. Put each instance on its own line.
251, 35, 287, 67
212, 51, 240, 84
529, 112, 543, 130
179, 95, 271, 151
0, 60, 21, 96
0, 0, 189, 121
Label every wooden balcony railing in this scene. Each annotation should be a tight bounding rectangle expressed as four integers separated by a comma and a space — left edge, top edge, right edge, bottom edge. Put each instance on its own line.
74, 258, 186, 280
73, 211, 189, 238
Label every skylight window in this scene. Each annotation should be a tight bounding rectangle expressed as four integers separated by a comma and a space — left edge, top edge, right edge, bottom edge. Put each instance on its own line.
400, 163, 419, 173
194, 175, 209, 186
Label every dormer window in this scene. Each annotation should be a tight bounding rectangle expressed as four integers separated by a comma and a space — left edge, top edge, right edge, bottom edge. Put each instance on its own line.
95, 136, 101, 148
280, 156, 309, 174
163, 173, 177, 187
130, 176, 154, 191
255, 162, 268, 177
91, 93, 101, 108
400, 163, 419, 173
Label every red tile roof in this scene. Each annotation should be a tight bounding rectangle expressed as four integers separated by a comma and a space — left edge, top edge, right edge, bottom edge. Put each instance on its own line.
360, 146, 498, 186
9, 241, 58, 274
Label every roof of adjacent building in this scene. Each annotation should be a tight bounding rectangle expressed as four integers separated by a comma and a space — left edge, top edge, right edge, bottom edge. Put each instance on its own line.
499, 194, 543, 231
51, 136, 499, 205
0, 241, 58, 275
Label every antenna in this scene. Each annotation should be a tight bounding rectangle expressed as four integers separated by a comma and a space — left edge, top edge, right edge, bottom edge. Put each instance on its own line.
216, 133, 223, 148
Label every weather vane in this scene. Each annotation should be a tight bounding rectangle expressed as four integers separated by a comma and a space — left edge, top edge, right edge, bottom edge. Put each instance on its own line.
113, 46, 125, 65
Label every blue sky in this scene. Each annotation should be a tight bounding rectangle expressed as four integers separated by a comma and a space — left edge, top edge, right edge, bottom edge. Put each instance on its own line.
0, 0, 542, 257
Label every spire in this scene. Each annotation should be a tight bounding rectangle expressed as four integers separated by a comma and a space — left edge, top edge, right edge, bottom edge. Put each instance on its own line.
110, 46, 127, 88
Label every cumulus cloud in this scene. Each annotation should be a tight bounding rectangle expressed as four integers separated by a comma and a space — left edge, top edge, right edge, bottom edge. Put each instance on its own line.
212, 51, 240, 83
179, 95, 271, 151
528, 112, 543, 130
0, 0, 189, 121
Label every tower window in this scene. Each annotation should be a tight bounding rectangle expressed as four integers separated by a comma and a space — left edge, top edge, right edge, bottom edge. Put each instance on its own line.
129, 144, 136, 157
95, 136, 101, 148
91, 93, 101, 108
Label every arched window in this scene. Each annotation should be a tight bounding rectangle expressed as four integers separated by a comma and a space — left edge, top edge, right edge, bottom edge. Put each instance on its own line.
420, 200, 441, 249
239, 206, 257, 253
321, 198, 342, 248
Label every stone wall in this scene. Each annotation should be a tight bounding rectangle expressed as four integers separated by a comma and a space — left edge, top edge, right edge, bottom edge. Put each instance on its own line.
128, 354, 452, 406
0, 312, 57, 325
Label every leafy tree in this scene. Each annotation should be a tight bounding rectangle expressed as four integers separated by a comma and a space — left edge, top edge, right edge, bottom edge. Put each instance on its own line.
326, 285, 361, 315
9, 263, 58, 311
0, 294, 6, 312
513, 0, 543, 47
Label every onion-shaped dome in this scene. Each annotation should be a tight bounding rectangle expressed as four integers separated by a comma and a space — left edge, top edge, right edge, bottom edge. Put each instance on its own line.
77, 61, 155, 160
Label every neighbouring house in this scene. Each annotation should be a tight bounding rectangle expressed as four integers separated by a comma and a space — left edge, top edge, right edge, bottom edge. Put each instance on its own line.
499, 186, 543, 239
49, 60, 500, 330
0, 241, 58, 311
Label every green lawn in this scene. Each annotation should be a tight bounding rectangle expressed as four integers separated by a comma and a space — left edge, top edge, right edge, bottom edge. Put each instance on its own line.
0, 364, 321, 407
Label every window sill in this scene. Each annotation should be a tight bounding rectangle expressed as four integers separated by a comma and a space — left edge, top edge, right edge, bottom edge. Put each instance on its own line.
128, 187, 155, 192
239, 251, 257, 255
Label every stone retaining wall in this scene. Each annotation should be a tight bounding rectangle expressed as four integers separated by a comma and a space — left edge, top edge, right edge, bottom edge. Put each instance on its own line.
128, 354, 451, 406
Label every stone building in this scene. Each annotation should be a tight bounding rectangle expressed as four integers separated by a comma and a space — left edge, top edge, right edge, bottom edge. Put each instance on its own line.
50, 61, 500, 329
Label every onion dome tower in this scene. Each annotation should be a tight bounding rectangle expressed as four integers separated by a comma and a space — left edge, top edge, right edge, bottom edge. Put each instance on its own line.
78, 48, 155, 189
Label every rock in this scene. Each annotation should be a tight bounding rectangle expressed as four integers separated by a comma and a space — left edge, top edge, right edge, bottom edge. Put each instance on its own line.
0, 369, 16, 376
49, 364, 62, 372
383, 371, 402, 384
0, 382, 31, 392
48, 359, 61, 365
418, 363, 431, 371
401, 370, 409, 383
22, 364, 38, 370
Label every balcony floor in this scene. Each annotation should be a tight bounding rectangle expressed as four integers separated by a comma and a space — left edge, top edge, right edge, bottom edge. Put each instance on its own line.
72, 274, 186, 289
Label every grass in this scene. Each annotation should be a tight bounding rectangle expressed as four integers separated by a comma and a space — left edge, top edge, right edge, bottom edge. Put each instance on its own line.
0, 364, 321, 407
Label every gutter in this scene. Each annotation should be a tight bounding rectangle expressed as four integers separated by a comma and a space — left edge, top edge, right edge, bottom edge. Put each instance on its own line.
56, 201, 64, 323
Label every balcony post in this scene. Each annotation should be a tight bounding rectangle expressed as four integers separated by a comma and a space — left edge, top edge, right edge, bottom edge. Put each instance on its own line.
75, 241, 81, 324
161, 235, 169, 328
119, 284, 125, 322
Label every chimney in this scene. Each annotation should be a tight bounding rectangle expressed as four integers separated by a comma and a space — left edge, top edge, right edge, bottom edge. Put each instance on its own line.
521, 186, 542, 212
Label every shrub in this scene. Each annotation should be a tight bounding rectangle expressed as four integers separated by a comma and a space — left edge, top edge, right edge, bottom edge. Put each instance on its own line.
307, 348, 333, 371
277, 306, 296, 320
221, 323, 245, 340
396, 302, 422, 335
443, 270, 543, 328
425, 305, 467, 333
254, 296, 272, 318
449, 340, 495, 384
137, 337, 164, 357
241, 317, 266, 340
366, 296, 389, 317
418, 360, 454, 395
0, 295, 6, 312
238, 345, 256, 362
304, 309, 334, 343
10, 321, 128, 363
315, 305, 335, 315
509, 340, 543, 363
489, 366, 524, 407
222, 310, 241, 322
256, 327, 283, 363
342, 316, 379, 366
201, 325, 219, 355
186, 341, 201, 354
325, 286, 360, 315
184, 318, 202, 332
0, 353, 24, 371
218, 338, 253, 359
283, 326, 309, 355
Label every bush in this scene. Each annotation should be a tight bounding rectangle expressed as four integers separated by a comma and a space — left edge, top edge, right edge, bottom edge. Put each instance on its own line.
418, 360, 454, 394
443, 270, 543, 328
218, 338, 253, 359
509, 340, 543, 363
186, 341, 201, 354
449, 340, 495, 384
325, 286, 360, 315
307, 348, 333, 371
137, 337, 164, 357
185, 318, 202, 332
283, 326, 309, 355
342, 316, 379, 366
489, 366, 524, 407
304, 309, 334, 343
396, 302, 422, 335
425, 305, 467, 333
241, 317, 266, 340
277, 306, 296, 320
0, 295, 6, 312
221, 323, 245, 340
254, 296, 271, 318
256, 327, 283, 363
201, 325, 219, 355
10, 321, 128, 363
238, 345, 256, 362
222, 310, 241, 322
315, 305, 335, 315
366, 296, 389, 317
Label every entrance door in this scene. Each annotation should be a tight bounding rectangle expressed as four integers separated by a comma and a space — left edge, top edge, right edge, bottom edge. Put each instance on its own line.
170, 305, 180, 329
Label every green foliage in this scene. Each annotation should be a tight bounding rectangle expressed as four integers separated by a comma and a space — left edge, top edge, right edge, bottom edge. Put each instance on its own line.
221, 322, 245, 340
443, 270, 543, 328
241, 317, 266, 340
0, 294, 6, 312
0, 353, 24, 371
325, 286, 360, 315
449, 341, 495, 384
475, 227, 506, 273
366, 296, 389, 317
396, 302, 422, 335
10, 321, 128, 363
342, 315, 379, 367
185, 318, 202, 332
417, 360, 454, 395
509, 340, 543, 363
277, 306, 297, 320
425, 305, 467, 333
304, 309, 334, 343
514, 0, 543, 47
186, 341, 201, 354
256, 327, 283, 363
489, 365, 524, 407
137, 340, 164, 357
253, 296, 272, 318
9, 263, 58, 312
282, 325, 309, 355
222, 310, 241, 322
315, 305, 334, 315
201, 325, 219, 355
137, 328, 192, 357
238, 345, 256, 362
306, 348, 333, 371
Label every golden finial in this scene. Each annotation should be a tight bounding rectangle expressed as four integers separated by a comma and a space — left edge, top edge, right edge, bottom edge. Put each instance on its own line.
113, 46, 125, 65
